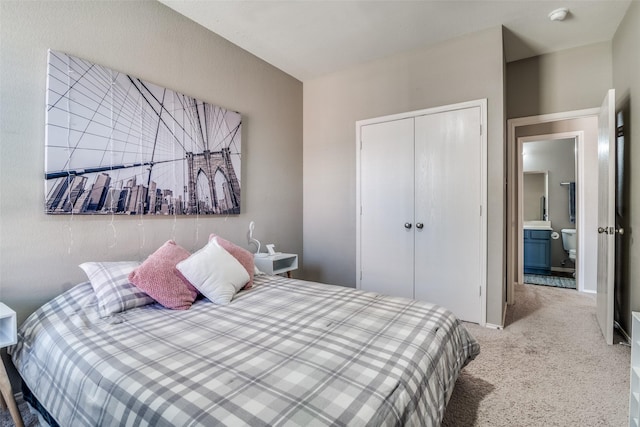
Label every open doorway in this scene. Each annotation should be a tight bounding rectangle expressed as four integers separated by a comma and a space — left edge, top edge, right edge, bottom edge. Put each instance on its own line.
506, 108, 600, 310
519, 136, 577, 290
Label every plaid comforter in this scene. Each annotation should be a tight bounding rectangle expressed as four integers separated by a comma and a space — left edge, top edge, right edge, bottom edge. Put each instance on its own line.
10, 275, 479, 426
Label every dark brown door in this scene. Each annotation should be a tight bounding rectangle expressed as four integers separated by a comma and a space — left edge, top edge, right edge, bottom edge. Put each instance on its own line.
614, 106, 630, 336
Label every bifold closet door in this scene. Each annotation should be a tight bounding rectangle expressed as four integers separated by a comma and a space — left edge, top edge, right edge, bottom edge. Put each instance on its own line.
414, 107, 482, 323
359, 118, 414, 298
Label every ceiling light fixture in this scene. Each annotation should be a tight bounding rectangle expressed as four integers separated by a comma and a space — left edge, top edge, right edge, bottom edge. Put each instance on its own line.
548, 8, 569, 22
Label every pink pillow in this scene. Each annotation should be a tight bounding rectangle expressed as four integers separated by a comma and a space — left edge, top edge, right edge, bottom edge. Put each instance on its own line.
129, 240, 198, 310
209, 234, 255, 289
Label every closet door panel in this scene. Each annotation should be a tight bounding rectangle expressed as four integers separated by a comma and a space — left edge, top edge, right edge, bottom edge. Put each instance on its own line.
414, 107, 482, 323
360, 118, 414, 298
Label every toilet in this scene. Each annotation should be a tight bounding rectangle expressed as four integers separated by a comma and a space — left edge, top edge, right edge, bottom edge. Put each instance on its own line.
561, 229, 577, 262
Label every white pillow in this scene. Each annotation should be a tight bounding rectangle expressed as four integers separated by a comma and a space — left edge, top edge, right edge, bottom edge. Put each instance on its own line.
176, 239, 250, 304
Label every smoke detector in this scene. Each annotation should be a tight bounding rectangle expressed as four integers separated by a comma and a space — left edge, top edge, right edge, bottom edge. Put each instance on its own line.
549, 8, 569, 21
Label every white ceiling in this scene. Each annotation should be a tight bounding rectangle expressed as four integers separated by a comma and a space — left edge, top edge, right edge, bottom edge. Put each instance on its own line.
159, 0, 632, 81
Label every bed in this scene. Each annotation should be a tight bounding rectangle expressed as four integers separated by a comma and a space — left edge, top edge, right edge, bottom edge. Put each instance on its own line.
9, 274, 479, 426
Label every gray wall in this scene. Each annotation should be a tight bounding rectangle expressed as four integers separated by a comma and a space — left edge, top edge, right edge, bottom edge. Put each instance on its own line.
302, 27, 505, 326
612, 0, 639, 336
522, 173, 546, 221
507, 42, 612, 119
507, 41, 614, 296
523, 139, 577, 269
0, 0, 303, 323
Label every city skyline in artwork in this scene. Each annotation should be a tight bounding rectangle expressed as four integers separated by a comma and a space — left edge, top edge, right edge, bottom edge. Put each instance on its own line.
45, 50, 242, 215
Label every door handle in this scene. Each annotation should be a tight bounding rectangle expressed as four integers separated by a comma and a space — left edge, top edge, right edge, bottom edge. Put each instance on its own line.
404, 223, 412, 229
599, 226, 625, 235
416, 223, 424, 229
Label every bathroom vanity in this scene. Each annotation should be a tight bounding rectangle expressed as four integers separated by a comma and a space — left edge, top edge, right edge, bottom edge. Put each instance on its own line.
523, 221, 552, 275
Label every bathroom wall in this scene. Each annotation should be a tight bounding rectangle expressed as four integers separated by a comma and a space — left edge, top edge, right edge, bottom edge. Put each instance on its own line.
523, 172, 546, 221
523, 138, 576, 270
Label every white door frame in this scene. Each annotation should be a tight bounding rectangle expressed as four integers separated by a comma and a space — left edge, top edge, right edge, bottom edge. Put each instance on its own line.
507, 108, 599, 305
517, 131, 584, 291
356, 98, 487, 325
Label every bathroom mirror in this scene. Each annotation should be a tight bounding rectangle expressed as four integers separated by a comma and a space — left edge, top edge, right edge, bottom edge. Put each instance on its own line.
523, 171, 548, 221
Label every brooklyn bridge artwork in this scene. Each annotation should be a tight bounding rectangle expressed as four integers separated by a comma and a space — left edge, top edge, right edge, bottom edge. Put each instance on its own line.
45, 50, 241, 216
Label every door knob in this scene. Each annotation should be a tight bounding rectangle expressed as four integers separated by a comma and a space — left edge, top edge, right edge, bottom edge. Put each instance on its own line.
599, 226, 625, 235
416, 223, 424, 229
404, 223, 412, 229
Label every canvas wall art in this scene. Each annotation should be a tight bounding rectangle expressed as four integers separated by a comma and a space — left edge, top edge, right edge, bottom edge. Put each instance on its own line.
45, 50, 241, 215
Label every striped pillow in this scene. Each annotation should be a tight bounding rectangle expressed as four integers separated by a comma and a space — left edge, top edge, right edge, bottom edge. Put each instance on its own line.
79, 261, 155, 317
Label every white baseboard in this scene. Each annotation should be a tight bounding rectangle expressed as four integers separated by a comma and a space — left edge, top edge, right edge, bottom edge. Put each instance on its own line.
485, 323, 503, 330
483, 302, 507, 329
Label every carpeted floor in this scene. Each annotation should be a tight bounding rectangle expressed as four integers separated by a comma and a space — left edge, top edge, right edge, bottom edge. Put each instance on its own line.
1, 283, 630, 426
0, 394, 39, 427
442, 283, 630, 426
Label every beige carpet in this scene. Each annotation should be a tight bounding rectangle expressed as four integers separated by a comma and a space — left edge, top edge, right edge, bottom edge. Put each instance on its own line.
0, 395, 38, 427
443, 283, 630, 426
1, 283, 630, 426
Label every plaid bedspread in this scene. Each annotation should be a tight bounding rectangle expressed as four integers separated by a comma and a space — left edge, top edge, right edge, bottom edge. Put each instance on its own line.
10, 275, 479, 426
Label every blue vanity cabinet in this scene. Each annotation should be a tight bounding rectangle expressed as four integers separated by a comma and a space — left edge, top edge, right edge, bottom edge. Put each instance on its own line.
523, 229, 551, 275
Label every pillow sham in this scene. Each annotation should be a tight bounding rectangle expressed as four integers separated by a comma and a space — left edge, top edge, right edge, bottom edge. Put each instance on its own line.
209, 233, 255, 289
176, 239, 250, 305
79, 261, 155, 318
128, 240, 198, 310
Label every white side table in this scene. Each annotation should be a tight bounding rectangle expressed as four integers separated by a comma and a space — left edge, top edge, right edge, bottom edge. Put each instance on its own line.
0, 303, 24, 427
254, 253, 298, 278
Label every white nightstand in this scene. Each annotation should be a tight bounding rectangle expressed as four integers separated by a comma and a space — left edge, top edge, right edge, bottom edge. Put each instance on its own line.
254, 253, 298, 277
0, 303, 24, 427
